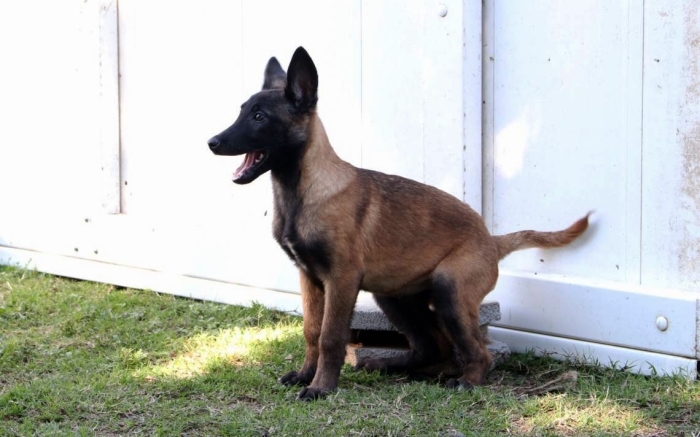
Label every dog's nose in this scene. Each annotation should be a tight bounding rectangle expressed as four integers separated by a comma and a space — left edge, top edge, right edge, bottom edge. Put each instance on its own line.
208, 136, 221, 151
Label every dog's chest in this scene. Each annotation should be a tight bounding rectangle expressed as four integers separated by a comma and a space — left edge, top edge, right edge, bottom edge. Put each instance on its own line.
280, 237, 309, 271
279, 234, 332, 278
273, 207, 332, 278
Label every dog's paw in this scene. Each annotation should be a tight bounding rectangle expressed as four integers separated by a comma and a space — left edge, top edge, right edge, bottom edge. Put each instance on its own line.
279, 371, 312, 386
446, 378, 474, 391
296, 386, 329, 401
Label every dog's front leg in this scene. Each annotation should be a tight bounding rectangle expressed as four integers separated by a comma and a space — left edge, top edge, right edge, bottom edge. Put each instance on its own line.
280, 271, 324, 387
296, 274, 360, 401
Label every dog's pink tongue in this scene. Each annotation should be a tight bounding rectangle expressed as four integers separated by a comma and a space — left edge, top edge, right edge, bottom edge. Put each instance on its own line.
234, 152, 258, 179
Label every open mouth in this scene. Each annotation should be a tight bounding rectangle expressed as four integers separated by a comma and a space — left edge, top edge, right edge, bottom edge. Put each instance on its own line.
233, 150, 267, 182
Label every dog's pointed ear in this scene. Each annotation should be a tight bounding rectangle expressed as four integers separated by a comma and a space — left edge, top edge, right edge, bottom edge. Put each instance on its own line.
262, 57, 287, 90
284, 47, 318, 112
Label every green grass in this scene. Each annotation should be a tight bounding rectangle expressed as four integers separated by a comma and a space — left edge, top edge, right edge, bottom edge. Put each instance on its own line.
0, 265, 698, 436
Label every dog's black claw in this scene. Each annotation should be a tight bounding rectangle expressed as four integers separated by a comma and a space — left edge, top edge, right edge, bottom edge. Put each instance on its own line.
446, 378, 474, 391
280, 371, 312, 386
297, 387, 329, 401
279, 371, 301, 386
353, 359, 367, 372
354, 357, 388, 373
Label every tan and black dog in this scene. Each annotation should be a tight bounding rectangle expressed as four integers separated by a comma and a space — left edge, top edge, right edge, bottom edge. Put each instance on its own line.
208, 47, 588, 401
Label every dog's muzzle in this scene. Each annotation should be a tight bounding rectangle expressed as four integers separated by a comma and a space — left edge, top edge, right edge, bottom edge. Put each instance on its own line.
208, 136, 222, 153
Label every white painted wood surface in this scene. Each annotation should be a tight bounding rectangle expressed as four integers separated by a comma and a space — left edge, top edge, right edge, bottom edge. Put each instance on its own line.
483, 0, 643, 283
0, 1, 101, 214
489, 270, 699, 359
480, 0, 699, 369
422, 0, 468, 201
361, 1, 426, 184
462, 0, 483, 213
641, 1, 700, 292
362, 0, 467, 200
99, 0, 121, 214
490, 327, 698, 379
0, 246, 304, 314
117, 0, 246, 219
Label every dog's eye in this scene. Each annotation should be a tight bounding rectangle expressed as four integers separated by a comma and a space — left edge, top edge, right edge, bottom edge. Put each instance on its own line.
253, 112, 265, 122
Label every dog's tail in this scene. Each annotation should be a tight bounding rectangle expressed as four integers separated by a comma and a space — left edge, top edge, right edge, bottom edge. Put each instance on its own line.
492, 213, 591, 260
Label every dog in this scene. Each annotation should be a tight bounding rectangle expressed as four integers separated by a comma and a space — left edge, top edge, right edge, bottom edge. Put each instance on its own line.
208, 47, 589, 400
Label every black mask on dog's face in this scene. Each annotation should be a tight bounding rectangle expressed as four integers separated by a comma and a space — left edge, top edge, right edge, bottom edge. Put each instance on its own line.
207, 47, 318, 184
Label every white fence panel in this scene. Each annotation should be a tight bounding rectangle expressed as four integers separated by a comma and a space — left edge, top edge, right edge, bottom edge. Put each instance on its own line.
484, 0, 642, 283
0, 1, 102, 215
641, 0, 700, 291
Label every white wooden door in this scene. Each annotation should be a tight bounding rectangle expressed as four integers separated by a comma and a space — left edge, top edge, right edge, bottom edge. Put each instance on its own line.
483, 0, 699, 376
0, 1, 103, 253
114, 0, 471, 294
0, 0, 471, 297
114, 0, 360, 294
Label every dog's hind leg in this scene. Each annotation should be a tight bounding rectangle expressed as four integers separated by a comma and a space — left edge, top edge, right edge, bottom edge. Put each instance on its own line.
280, 271, 324, 387
431, 253, 498, 389
355, 290, 452, 374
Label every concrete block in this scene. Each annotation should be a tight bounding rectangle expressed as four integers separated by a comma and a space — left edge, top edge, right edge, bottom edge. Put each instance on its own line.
346, 292, 510, 376
350, 291, 501, 331
485, 338, 511, 367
